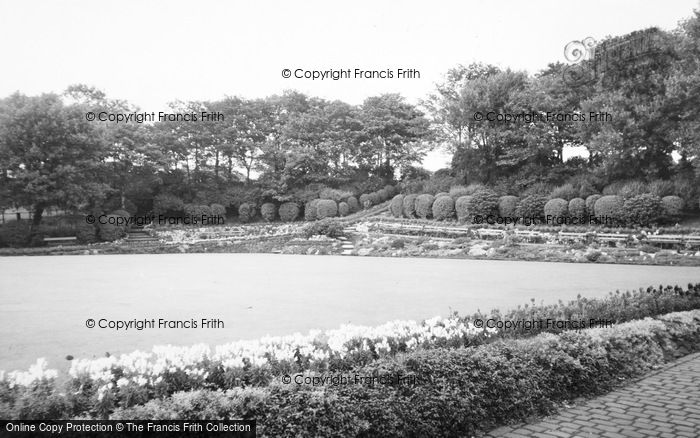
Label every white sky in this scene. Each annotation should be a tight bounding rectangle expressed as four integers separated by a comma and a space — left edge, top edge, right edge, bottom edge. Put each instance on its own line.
1, 0, 697, 169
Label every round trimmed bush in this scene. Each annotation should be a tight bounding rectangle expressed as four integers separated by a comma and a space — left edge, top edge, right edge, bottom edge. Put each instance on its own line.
210, 203, 226, 217
586, 194, 603, 215
260, 203, 277, 222
279, 202, 300, 222
304, 199, 321, 221
661, 196, 684, 223
316, 199, 338, 219
346, 196, 360, 213
622, 194, 661, 227
594, 195, 624, 220
75, 222, 98, 244
359, 194, 371, 209
402, 194, 418, 218
368, 192, 381, 206
498, 196, 519, 218
390, 194, 404, 218
544, 198, 569, 224
338, 202, 350, 217
377, 188, 390, 201
98, 214, 127, 241
516, 194, 548, 218
415, 194, 435, 219
185, 204, 212, 219
466, 189, 499, 218
435, 192, 449, 198
568, 198, 586, 221
238, 203, 256, 223
432, 196, 455, 221
455, 196, 473, 222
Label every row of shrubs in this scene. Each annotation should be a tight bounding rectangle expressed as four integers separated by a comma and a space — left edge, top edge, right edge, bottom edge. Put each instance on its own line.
389, 187, 687, 227
105, 310, 700, 436
233, 185, 398, 223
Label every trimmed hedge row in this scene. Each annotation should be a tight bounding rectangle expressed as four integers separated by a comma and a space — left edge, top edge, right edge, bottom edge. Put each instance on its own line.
110, 309, 700, 437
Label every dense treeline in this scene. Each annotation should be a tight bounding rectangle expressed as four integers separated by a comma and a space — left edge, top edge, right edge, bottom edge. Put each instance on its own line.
0, 12, 699, 230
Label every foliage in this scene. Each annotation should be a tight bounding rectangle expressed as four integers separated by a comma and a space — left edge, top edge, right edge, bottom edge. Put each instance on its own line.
319, 188, 353, 203
304, 199, 320, 221
585, 194, 603, 216
98, 215, 127, 241
544, 198, 569, 223
432, 196, 455, 221
497, 196, 518, 218
648, 180, 675, 198
661, 196, 684, 223
153, 194, 185, 216
402, 194, 418, 218
515, 194, 548, 218
0, 220, 32, 248
238, 203, 256, 223
278, 202, 300, 222
316, 200, 338, 219
455, 196, 473, 222
390, 195, 404, 218
210, 204, 227, 217
338, 202, 350, 217
568, 198, 586, 221
619, 181, 648, 199
184, 204, 212, 219
260, 203, 277, 222
622, 194, 661, 227
303, 218, 344, 238
549, 184, 578, 201
414, 194, 435, 219
346, 196, 360, 213
594, 195, 624, 220
466, 189, 499, 218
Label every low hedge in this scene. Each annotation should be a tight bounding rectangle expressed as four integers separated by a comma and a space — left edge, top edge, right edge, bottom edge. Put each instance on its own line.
303, 218, 344, 238
432, 196, 455, 221
109, 309, 700, 437
359, 194, 371, 209
279, 202, 300, 222
390, 195, 404, 218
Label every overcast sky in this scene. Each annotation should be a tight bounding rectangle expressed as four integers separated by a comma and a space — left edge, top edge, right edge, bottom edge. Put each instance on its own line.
1, 0, 698, 168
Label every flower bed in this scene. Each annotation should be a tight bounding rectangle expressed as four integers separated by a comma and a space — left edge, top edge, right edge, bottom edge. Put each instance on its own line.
114, 309, 700, 437
1, 284, 698, 420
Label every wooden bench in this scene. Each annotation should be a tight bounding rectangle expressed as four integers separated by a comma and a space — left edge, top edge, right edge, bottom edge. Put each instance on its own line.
597, 233, 629, 243
44, 236, 78, 246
